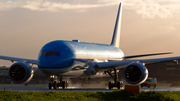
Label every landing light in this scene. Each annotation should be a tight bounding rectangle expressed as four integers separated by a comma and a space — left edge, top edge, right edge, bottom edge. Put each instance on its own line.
50, 75, 55, 78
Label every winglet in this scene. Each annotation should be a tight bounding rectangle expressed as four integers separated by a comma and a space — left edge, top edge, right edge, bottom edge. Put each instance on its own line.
110, 2, 123, 48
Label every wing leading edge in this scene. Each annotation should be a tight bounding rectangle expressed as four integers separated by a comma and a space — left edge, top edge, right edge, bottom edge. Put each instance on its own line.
0, 55, 38, 65
96, 56, 180, 69
123, 52, 172, 60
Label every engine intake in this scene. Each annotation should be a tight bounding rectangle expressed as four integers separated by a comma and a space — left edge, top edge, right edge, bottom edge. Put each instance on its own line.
9, 62, 34, 84
124, 61, 148, 84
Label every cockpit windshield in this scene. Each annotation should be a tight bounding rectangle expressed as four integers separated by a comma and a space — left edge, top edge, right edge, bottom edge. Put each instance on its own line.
47, 51, 54, 56
40, 51, 60, 56
54, 52, 60, 56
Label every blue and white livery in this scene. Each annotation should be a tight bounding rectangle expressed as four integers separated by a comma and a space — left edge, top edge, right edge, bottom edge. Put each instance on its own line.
0, 2, 179, 89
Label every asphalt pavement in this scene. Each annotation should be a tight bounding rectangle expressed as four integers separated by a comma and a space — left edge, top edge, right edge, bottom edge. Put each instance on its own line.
1, 86, 180, 92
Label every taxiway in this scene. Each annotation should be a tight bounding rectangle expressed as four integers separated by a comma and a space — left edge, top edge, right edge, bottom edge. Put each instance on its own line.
1, 86, 180, 92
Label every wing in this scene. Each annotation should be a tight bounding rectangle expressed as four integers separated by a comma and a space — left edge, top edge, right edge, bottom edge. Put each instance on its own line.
0, 55, 38, 65
123, 52, 172, 60
92, 56, 180, 85
97, 56, 180, 69
0, 66, 9, 70
96, 52, 173, 69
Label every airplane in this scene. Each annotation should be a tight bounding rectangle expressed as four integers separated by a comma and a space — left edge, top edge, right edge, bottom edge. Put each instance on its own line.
0, 2, 180, 89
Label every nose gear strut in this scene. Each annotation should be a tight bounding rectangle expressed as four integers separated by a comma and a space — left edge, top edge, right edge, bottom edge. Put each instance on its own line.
48, 76, 68, 89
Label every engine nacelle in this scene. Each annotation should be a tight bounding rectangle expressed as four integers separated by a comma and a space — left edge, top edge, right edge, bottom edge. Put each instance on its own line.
123, 61, 148, 84
8, 62, 34, 84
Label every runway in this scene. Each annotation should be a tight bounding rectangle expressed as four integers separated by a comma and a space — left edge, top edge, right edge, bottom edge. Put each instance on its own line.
1, 86, 180, 92
0, 86, 113, 92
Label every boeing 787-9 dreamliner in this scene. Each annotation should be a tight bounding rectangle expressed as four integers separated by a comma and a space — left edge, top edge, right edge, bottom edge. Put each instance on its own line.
0, 2, 180, 89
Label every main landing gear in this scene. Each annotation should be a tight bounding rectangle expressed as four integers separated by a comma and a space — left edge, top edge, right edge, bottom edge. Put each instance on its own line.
105, 68, 123, 89
48, 76, 68, 89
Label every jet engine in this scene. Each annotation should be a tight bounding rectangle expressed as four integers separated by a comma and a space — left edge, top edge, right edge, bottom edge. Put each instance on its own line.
123, 61, 148, 84
8, 62, 34, 84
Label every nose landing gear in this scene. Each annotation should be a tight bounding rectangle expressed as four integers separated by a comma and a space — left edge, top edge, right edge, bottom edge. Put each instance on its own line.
48, 76, 68, 89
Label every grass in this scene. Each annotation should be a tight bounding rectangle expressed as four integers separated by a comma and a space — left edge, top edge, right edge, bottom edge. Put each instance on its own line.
162, 91, 180, 101
0, 90, 179, 101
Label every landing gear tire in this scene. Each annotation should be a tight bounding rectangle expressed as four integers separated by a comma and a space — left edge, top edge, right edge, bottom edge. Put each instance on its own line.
62, 81, 65, 89
117, 82, 120, 89
49, 83, 53, 89
53, 81, 57, 89
108, 82, 112, 89
49, 76, 69, 89
106, 68, 123, 89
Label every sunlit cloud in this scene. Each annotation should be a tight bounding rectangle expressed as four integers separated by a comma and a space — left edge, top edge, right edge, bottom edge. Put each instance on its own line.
0, 0, 180, 18
124, 0, 180, 18
101, 0, 180, 18
22, 0, 116, 12
0, 0, 116, 12
0, 1, 21, 10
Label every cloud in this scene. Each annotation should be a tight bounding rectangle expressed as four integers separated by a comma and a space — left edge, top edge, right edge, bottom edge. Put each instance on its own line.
22, 0, 115, 12
0, 1, 21, 10
124, 0, 180, 18
0, 0, 116, 12
100, 0, 180, 18
99, 0, 180, 18
0, 0, 180, 18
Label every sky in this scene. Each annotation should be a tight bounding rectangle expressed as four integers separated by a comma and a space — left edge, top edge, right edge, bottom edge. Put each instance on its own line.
0, 0, 180, 66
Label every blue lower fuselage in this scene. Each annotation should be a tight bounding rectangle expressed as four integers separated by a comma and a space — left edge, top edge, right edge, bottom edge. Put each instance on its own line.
38, 40, 124, 77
